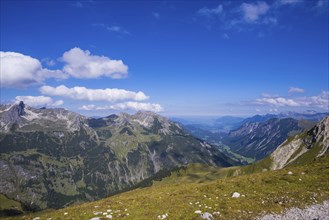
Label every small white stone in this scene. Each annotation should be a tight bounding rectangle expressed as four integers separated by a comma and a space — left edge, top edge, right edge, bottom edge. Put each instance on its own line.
189, 202, 193, 205
64, 212, 68, 215
201, 212, 213, 220
33, 218, 40, 220
103, 212, 107, 215
232, 192, 240, 198
195, 210, 202, 214
288, 171, 293, 175
213, 211, 220, 215
107, 209, 112, 212
106, 214, 113, 219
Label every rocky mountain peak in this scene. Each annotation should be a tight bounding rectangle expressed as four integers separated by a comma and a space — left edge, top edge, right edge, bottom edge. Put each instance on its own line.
0, 103, 88, 133
17, 101, 26, 116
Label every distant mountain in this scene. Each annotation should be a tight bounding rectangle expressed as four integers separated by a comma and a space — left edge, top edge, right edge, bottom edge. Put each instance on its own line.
277, 111, 329, 121
240, 114, 278, 124
227, 115, 329, 174
0, 103, 235, 213
221, 118, 314, 160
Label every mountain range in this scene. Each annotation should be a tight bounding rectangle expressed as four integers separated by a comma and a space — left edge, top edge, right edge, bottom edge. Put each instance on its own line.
0, 102, 235, 213
4, 114, 328, 219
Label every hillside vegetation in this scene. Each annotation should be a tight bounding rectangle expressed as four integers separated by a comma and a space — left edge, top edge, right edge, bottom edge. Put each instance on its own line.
3, 152, 328, 220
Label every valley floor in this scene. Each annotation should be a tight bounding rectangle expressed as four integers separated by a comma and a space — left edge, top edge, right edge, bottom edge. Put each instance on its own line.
3, 155, 329, 220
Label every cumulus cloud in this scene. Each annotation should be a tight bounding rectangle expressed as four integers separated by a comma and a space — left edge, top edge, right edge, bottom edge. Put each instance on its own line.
255, 91, 329, 109
40, 85, 148, 102
288, 87, 305, 93
61, 47, 128, 79
240, 1, 270, 22
198, 4, 223, 17
0, 51, 66, 88
15, 96, 64, 107
80, 102, 163, 112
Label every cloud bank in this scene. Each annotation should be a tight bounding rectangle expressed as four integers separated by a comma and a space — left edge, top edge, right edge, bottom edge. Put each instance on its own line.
80, 102, 163, 112
40, 85, 148, 102
255, 91, 329, 109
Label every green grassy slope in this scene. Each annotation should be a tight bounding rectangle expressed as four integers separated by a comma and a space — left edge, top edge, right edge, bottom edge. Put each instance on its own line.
5, 154, 328, 220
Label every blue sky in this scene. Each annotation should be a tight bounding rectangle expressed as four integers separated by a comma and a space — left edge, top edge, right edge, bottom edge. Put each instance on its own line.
1, 0, 328, 116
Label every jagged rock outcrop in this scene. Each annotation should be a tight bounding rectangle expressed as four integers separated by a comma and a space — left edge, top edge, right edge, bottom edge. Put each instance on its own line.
270, 116, 329, 170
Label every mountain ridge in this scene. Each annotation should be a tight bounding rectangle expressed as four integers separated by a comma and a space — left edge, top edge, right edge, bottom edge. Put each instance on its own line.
0, 103, 235, 213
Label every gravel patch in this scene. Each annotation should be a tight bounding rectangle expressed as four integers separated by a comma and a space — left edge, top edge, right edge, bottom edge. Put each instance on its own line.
258, 200, 329, 220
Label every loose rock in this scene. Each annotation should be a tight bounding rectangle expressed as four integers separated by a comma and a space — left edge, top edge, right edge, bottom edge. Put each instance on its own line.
232, 192, 241, 198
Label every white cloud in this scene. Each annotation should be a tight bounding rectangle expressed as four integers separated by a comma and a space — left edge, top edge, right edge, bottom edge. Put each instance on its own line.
278, 0, 302, 5
93, 23, 129, 35
198, 4, 223, 17
111, 102, 164, 112
15, 96, 64, 107
288, 87, 305, 93
61, 47, 128, 79
106, 26, 129, 34
255, 91, 329, 109
240, 1, 270, 22
40, 85, 148, 102
0, 51, 66, 88
80, 102, 163, 112
256, 97, 300, 106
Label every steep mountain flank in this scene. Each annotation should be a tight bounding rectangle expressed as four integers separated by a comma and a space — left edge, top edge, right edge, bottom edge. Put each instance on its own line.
222, 118, 309, 160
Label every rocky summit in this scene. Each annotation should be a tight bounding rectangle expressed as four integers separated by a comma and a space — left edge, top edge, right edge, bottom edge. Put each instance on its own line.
0, 103, 235, 212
